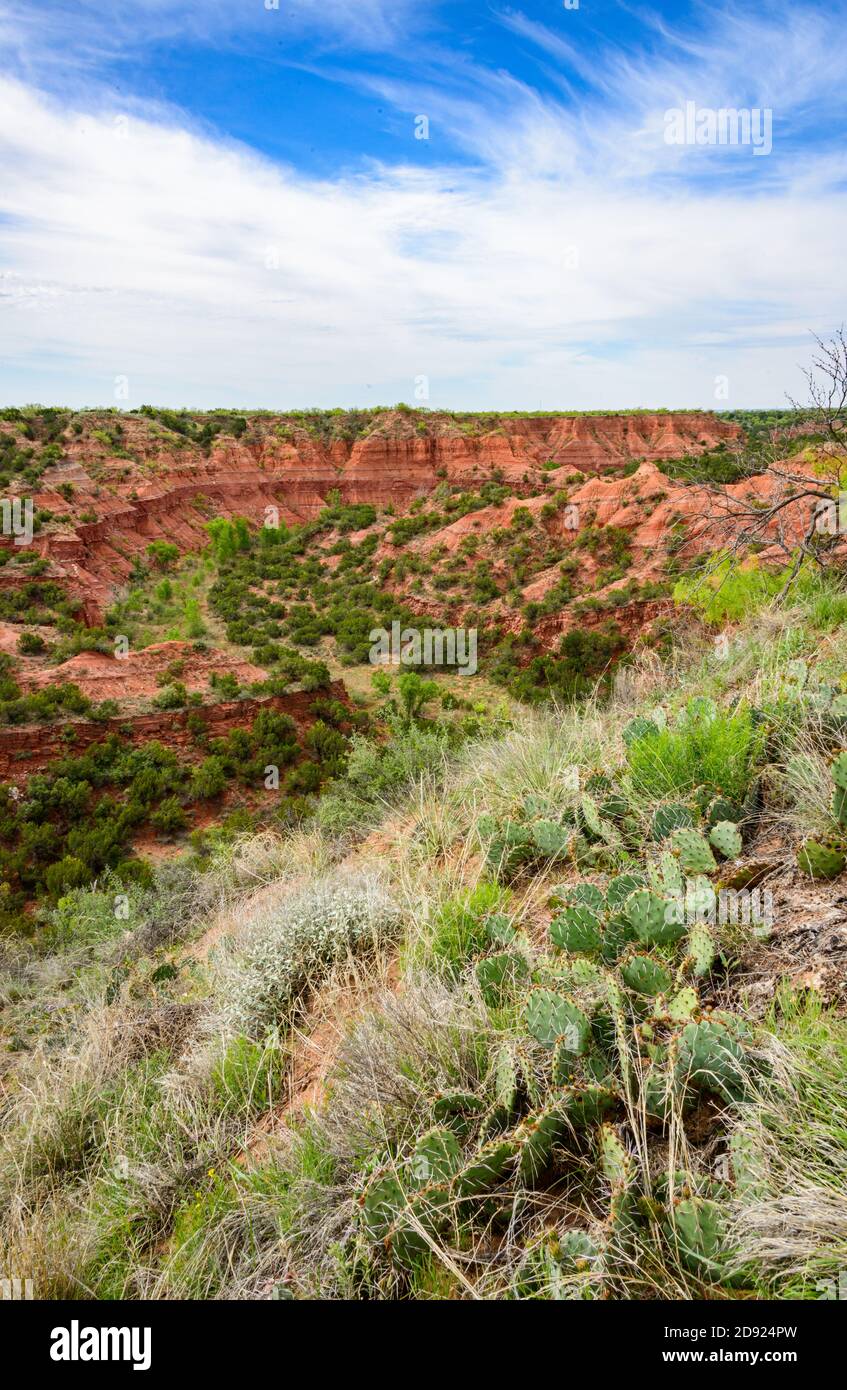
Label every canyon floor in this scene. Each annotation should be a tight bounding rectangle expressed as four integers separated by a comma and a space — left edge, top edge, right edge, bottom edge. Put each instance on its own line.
1, 404, 845, 1304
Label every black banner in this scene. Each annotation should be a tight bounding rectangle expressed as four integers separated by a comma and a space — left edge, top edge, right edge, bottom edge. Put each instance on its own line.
0, 1297, 840, 1377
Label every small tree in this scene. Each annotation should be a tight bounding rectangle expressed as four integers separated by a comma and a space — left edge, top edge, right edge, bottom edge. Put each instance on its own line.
397, 671, 439, 723
693, 331, 847, 597
146, 540, 180, 572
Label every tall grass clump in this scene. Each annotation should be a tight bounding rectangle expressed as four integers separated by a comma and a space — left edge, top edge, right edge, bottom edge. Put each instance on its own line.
315, 724, 454, 836
625, 700, 765, 803
730, 989, 847, 1297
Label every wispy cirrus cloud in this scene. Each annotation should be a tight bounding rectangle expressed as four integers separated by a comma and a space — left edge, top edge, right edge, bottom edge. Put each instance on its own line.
0, 2, 845, 407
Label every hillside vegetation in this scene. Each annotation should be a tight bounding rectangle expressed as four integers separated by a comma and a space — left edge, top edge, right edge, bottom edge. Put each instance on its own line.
2, 576, 846, 1300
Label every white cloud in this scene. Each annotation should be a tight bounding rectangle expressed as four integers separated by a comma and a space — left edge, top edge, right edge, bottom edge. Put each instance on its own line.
0, 0, 427, 75
0, 2, 846, 408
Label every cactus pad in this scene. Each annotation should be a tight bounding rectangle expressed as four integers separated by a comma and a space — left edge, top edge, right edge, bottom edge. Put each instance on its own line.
515, 1102, 566, 1183
606, 873, 645, 908
676, 1018, 748, 1102
552, 1037, 577, 1086
832, 751, 847, 790
550, 904, 603, 954
562, 1083, 617, 1129
687, 921, 716, 977
387, 1185, 452, 1267
620, 953, 672, 997
667, 1196, 731, 1282
485, 912, 517, 946
453, 1138, 517, 1197
598, 1124, 632, 1188
709, 820, 742, 859
409, 1127, 463, 1186
551, 881, 605, 912
651, 802, 695, 842
523, 989, 591, 1053
431, 1090, 486, 1137
706, 795, 741, 828
670, 828, 717, 874
475, 951, 529, 1007
666, 986, 699, 1023
625, 887, 685, 945
361, 1171, 406, 1240
530, 819, 573, 857
796, 837, 847, 880
622, 715, 660, 747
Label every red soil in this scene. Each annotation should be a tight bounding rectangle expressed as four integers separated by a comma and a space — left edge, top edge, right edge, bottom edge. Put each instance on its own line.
0, 680, 348, 788
0, 412, 739, 624
21, 640, 267, 701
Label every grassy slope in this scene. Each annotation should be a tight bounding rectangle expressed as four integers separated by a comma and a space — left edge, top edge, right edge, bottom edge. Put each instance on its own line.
1, 581, 847, 1300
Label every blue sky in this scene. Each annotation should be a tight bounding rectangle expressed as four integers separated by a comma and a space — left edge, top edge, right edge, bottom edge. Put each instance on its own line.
1, 0, 845, 408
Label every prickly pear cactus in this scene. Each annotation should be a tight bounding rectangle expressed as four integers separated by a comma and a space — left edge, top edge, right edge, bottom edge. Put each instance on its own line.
431, 1090, 486, 1137
530, 819, 573, 857
651, 802, 695, 842
640, 1062, 678, 1123
654, 851, 685, 900
620, 953, 672, 997
665, 986, 699, 1023
552, 1036, 577, 1086
478, 1101, 512, 1142
485, 912, 517, 946
579, 793, 605, 838
606, 873, 645, 908
562, 1083, 617, 1129
598, 1124, 635, 1242
706, 795, 741, 828
551, 881, 606, 912
598, 1124, 632, 1188
387, 1185, 452, 1268
409, 1127, 463, 1186
622, 715, 660, 747
475, 950, 529, 1007
684, 874, 716, 923
550, 904, 603, 954
453, 1137, 517, 1197
670, 828, 717, 874
361, 1171, 406, 1241
666, 1196, 733, 1283
831, 751, 847, 790
625, 887, 685, 946
831, 753, 847, 830
493, 1043, 519, 1115
515, 1101, 566, 1183
515, 1228, 603, 1300
676, 1017, 749, 1102
523, 988, 591, 1053
709, 820, 742, 859
796, 837, 846, 880
687, 920, 716, 977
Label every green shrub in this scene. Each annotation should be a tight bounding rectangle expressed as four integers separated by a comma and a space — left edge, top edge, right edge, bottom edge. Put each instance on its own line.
626, 700, 765, 803
409, 881, 508, 976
